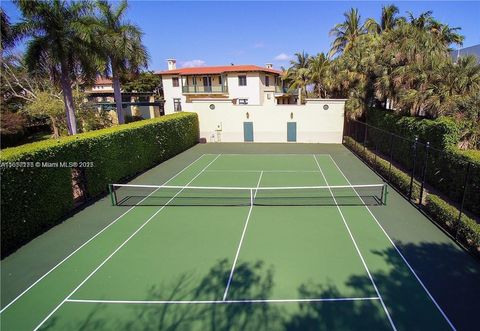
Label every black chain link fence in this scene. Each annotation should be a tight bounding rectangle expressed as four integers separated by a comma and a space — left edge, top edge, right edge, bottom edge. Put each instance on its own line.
344, 118, 479, 222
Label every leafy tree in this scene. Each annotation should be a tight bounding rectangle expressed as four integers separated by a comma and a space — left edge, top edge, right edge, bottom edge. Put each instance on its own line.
94, 0, 148, 124
122, 71, 162, 95
13, 0, 100, 135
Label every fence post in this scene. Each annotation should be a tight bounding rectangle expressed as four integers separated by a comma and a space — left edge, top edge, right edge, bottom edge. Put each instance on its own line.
418, 142, 430, 206
363, 123, 368, 154
408, 137, 418, 201
458, 162, 471, 223
388, 134, 394, 182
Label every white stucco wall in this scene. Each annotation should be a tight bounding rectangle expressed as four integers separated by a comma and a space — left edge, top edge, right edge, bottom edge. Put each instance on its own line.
226, 72, 261, 105
162, 75, 185, 113
189, 99, 346, 143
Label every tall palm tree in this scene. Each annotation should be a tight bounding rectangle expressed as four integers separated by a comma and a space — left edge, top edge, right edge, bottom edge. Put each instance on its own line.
428, 19, 464, 46
286, 51, 311, 102
329, 8, 367, 57
94, 0, 148, 124
13, 0, 99, 135
407, 11, 433, 30
365, 4, 402, 34
308, 53, 330, 98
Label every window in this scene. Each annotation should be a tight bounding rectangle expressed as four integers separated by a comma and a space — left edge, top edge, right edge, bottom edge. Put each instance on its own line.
238, 99, 248, 105
238, 75, 247, 86
173, 98, 182, 112
218, 76, 222, 85
172, 77, 179, 87
265, 76, 270, 87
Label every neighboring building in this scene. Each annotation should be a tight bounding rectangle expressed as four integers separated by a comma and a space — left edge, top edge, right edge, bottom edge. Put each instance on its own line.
451, 44, 480, 63
157, 59, 297, 114
85, 77, 163, 122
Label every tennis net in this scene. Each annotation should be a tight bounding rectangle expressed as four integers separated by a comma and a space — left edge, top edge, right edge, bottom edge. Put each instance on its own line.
109, 183, 387, 207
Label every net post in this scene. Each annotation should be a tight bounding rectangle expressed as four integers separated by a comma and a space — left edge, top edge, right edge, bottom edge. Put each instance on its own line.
382, 183, 388, 205
108, 184, 116, 206
250, 189, 254, 206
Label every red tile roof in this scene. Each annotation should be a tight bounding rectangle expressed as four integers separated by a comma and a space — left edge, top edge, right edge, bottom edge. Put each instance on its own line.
156, 65, 282, 76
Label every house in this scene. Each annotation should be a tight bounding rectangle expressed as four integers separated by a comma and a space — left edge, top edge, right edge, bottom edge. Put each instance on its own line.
157, 59, 298, 114
85, 77, 163, 122
451, 44, 480, 64
156, 59, 345, 144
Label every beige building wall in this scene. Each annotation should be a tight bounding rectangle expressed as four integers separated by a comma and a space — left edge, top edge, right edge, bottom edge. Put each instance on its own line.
190, 99, 346, 143
226, 72, 261, 105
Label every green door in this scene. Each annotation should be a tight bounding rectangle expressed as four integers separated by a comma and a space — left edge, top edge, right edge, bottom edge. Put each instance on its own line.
287, 122, 297, 142
243, 122, 254, 142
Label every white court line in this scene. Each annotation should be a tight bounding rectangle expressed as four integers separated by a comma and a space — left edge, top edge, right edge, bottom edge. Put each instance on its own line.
325, 154, 456, 331
204, 153, 331, 156
33, 154, 222, 331
0, 153, 207, 314
204, 170, 320, 173
222, 171, 263, 301
66, 297, 380, 305
313, 155, 397, 331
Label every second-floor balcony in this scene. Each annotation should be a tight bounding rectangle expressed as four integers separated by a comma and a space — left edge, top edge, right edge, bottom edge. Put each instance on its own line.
275, 86, 298, 94
182, 85, 228, 94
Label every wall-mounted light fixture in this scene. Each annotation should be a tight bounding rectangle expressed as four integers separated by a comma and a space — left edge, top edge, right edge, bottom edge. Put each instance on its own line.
290, 112, 294, 119
246, 112, 249, 119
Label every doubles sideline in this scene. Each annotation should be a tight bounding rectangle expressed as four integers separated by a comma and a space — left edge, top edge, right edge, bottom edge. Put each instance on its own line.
323, 154, 456, 331
0, 153, 209, 314
33, 154, 222, 330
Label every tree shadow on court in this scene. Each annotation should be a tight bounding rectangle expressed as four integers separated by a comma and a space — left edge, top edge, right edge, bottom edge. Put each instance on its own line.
41, 242, 480, 331
284, 241, 480, 331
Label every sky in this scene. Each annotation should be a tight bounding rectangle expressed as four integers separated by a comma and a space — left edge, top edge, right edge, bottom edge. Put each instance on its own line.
2, 1, 480, 71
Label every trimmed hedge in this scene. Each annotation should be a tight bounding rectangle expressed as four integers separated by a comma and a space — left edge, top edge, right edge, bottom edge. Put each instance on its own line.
425, 195, 480, 255
345, 136, 480, 256
1, 112, 199, 257
367, 108, 460, 149
365, 109, 480, 215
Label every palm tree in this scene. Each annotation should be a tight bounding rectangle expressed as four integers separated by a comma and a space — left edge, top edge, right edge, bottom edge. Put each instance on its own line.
329, 8, 367, 57
94, 0, 148, 124
365, 4, 402, 34
13, 0, 99, 135
308, 53, 330, 98
407, 11, 433, 30
286, 51, 311, 102
1, 9, 16, 51
428, 19, 464, 46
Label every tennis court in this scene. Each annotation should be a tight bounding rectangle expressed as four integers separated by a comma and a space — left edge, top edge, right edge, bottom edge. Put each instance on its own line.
1, 151, 458, 330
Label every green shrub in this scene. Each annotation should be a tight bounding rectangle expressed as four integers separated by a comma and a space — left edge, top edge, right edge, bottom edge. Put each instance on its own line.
0, 112, 199, 257
125, 115, 144, 123
425, 195, 480, 256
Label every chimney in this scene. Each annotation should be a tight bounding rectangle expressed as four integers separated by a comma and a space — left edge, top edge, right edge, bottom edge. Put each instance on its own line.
167, 59, 176, 70
265, 63, 273, 69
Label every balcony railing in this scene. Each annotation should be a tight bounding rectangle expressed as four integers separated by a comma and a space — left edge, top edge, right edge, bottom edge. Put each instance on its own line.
275, 86, 298, 94
182, 85, 228, 94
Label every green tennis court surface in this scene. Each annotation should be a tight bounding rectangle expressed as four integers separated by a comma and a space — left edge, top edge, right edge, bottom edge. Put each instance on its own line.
0, 151, 461, 330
